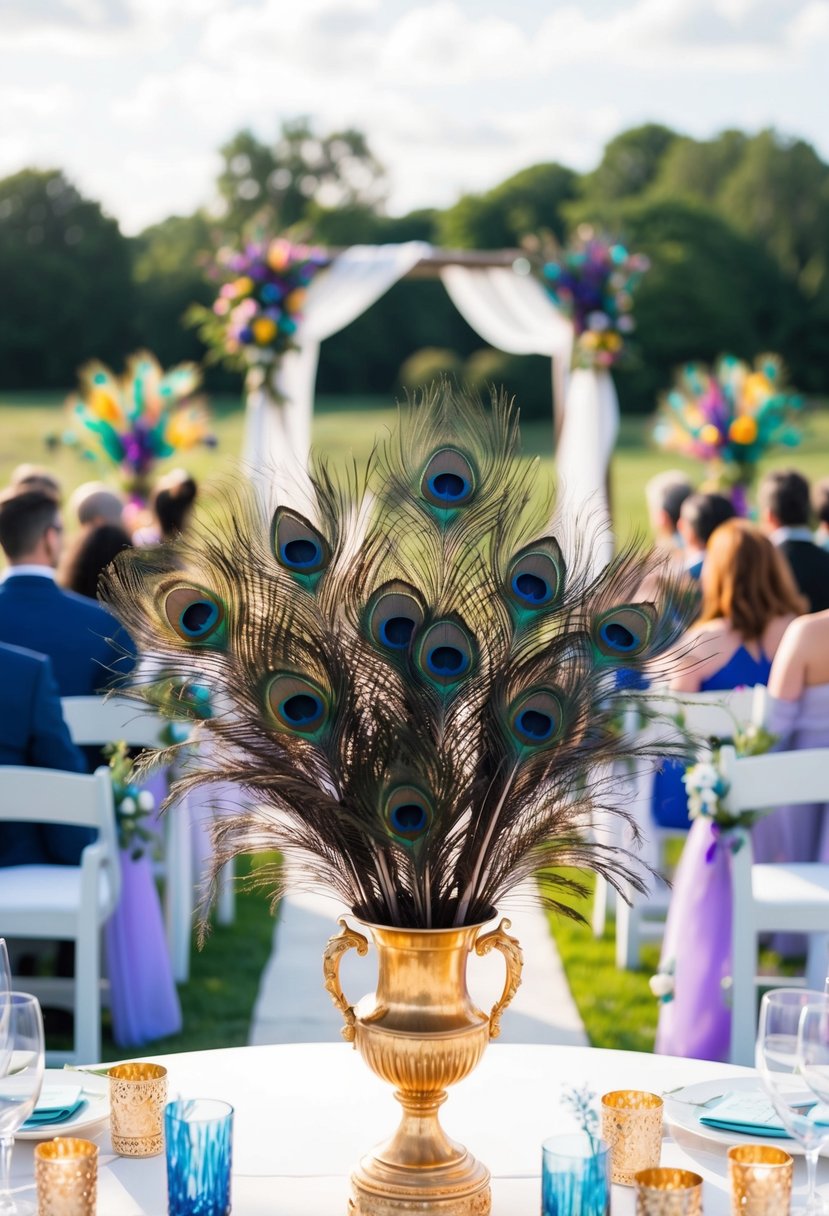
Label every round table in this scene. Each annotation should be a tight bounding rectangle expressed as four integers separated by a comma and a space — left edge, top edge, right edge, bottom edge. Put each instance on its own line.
11, 1042, 829, 1214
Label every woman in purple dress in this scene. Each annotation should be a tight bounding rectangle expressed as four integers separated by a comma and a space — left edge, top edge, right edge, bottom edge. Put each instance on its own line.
655, 521, 806, 1061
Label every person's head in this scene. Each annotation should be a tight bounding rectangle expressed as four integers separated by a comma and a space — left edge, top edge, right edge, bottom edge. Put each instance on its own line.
152, 469, 197, 540
645, 470, 693, 542
677, 492, 737, 553
0, 487, 63, 567
68, 481, 125, 529
10, 464, 62, 498
59, 523, 132, 600
699, 518, 807, 639
812, 479, 829, 533
758, 469, 811, 530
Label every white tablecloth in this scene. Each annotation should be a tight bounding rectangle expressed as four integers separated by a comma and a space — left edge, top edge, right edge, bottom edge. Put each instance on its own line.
11, 1042, 829, 1214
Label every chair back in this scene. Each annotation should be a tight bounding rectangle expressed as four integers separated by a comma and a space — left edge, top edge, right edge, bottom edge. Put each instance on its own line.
0, 765, 120, 909
720, 744, 829, 816
61, 695, 169, 751
623, 686, 767, 746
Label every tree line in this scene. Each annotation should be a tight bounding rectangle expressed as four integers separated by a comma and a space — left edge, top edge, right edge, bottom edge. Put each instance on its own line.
2, 119, 827, 417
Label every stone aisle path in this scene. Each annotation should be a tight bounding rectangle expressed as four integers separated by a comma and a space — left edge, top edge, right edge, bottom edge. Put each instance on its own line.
249, 883, 587, 1047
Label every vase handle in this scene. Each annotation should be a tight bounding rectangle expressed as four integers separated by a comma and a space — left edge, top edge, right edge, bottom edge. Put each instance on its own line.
474, 917, 523, 1040
323, 917, 369, 1043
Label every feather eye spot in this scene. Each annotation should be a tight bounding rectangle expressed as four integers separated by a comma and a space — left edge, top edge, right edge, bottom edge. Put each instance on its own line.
164, 586, 225, 644
266, 674, 329, 735
427, 645, 467, 676
512, 571, 549, 604
281, 538, 321, 568
281, 693, 323, 724
384, 785, 433, 842
516, 708, 555, 741
420, 448, 476, 508
600, 621, 637, 651
391, 803, 428, 834
379, 616, 415, 649
593, 605, 655, 659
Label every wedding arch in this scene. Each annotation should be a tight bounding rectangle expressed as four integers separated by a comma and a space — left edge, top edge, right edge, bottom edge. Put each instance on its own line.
242, 240, 619, 562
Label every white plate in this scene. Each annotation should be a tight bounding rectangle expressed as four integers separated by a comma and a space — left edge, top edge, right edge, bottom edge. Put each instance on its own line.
664, 1075, 829, 1158
17, 1069, 109, 1141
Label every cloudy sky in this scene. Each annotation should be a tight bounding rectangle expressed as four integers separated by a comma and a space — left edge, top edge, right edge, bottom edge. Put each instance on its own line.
2, 0, 828, 234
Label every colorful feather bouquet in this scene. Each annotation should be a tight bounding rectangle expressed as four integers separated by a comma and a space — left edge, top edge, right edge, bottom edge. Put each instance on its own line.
653, 354, 803, 512
188, 237, 328, 396
541, 230, 649, 370
103, 385, 691, 931
60, 351, 215, 501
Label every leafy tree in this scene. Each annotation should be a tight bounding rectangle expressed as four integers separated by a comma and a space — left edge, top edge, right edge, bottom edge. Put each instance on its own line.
438, 163, 577, 249
217, 117, 386, 233
0, 168, 134, 388
577, 124, 679, 207
649, 130, 749, 206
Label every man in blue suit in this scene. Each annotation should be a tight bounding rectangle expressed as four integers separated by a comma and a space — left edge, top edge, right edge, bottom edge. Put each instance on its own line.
0, 486, 135, 697
0, 640, 90, 866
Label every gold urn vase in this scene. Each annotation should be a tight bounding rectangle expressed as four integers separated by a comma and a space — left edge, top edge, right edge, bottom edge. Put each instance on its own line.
323, 914, 523, 1216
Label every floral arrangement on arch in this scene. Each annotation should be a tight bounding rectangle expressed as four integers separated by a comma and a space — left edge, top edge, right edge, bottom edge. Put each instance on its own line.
652, 354, 803, 513
540, 228, 650, 370
56, 351, 215, 499
188, 237, 328, 394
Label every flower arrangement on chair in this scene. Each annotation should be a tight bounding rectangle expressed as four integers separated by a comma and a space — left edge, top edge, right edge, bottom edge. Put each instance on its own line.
540, 229, 649, 370
652, 354, 803, 514
56, 351, 215, 504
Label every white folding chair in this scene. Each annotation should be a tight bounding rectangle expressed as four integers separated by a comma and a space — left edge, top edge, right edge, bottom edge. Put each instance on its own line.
598, 686, 768, 970
61, 696, 196, 983
0, 766, 120, 1064
722, 744, 829, 1065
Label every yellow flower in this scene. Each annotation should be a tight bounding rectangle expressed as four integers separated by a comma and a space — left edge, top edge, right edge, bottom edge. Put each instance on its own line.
742, 373, 771, 409
700, 424, 721, 447
267, 242, 288, 272
252, 317, 277, 345
89, 388, 122, 425
284, 288, 306, 314
231, 276, 254, 298
580, 332, 599, 349
729, 416, 758, 445
604, 332, 623, 352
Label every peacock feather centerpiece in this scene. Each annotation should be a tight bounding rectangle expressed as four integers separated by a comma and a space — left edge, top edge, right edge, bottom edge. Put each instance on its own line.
103, 384, 690, 1215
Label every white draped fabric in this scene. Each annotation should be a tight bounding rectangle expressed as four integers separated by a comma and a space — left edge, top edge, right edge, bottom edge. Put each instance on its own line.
242, 241, 431, 496
439, 265, 573, 362
554, 368, 620, 575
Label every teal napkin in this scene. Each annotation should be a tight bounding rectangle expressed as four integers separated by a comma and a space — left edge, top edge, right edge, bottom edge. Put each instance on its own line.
21, 1086, 86, 1130
699, 1092, 810, 1138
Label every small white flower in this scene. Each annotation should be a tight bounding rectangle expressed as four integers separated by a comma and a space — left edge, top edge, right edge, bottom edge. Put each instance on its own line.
119, 796, 137, 817
649, 973, 675, 999
137, 790, 156, 813
587, 310, 610, 331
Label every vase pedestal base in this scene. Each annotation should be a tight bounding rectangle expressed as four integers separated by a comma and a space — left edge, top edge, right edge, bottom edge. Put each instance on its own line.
348, 1150, 491, 1216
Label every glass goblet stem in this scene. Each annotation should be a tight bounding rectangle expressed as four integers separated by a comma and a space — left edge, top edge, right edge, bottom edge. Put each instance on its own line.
0, 1134, 15, 1213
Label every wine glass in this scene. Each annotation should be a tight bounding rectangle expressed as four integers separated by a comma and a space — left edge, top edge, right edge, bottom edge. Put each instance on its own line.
0, 993, 45, 1216
756, 988, 829, 1215
0, 943, 10, 1081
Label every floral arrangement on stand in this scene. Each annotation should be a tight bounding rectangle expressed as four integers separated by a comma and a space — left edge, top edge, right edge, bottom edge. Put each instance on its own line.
652, 354, 803, 515
55, 351, 215, 504
104, 740, 158, 861
187, 236, 328, 398
540, 228, 649, 369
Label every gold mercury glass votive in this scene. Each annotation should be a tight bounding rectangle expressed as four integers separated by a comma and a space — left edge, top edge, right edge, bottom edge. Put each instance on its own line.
728, 1144, 793, 1215
635, 1166, 704, 1215
601, 1089, 664, 1185
108, 1062, 168, 1157
35, 1137, 98, 1216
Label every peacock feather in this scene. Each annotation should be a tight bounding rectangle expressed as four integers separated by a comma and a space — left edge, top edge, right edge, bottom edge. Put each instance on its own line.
103, 384, 692, 929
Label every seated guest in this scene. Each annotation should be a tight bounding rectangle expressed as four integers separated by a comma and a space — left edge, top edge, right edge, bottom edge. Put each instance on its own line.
67, 481, 125, 530
645, 470, 693, 557
652, 520, 805, 828
0, 487, 134, 697
759, 469, 829, 611
60, 523, 133, 602
133, 469, 197, 545
676, 492, 736, 580
0, 640, 90, 866
10, 464, 62, 497
812, 478, 829, 551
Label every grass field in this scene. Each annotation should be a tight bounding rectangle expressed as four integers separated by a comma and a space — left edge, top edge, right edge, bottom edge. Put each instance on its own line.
2, 389, 828, 541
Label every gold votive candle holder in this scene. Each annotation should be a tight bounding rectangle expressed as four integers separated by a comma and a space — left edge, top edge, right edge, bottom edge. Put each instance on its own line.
35, 1137, 98, 1216
728, 1144, 793, 1215
601, 1089, 664, 1185
635, 1167, 703, 1215
108, 1062, 167, 1157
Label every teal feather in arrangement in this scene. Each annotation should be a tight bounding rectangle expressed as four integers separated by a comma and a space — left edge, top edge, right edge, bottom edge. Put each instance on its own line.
102, 385, 691, 930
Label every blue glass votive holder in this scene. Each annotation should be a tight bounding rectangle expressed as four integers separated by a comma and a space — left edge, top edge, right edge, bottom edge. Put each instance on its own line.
165, 1098, 233, 1216
542, 1133, 611, 1216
